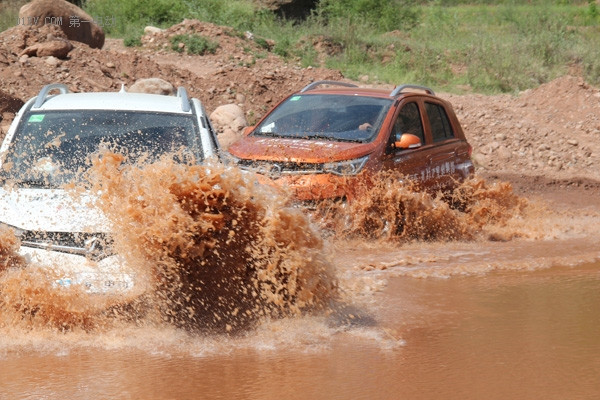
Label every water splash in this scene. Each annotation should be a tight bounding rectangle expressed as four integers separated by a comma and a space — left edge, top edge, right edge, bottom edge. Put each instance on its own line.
85, 152, 335, 332
0, 157, 546, 335
0, 152, 336, 333
310, 172, 528, 242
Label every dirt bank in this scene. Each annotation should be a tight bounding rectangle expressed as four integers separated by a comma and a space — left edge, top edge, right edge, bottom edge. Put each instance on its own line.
1, 19, 599, 187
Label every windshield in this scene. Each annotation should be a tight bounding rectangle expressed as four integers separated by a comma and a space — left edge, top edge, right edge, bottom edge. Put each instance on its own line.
0, 110, 201, 188
252, 94, 392, 142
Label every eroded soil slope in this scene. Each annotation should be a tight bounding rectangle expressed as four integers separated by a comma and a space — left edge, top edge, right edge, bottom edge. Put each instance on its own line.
1, 19, 599, 187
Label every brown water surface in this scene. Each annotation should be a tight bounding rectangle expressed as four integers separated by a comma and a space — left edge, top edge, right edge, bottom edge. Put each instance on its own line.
1, 160, 600, 399
1, 261, 599, 400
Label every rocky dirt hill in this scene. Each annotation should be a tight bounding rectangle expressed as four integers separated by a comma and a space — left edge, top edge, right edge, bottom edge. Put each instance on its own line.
1, 19, 599, 183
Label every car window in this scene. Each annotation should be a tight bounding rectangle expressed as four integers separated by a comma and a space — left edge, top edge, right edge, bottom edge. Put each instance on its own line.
393, 102, 425, 144
252, 94, 393, 143
425, 102, 454, 143
1, 110, 201, 187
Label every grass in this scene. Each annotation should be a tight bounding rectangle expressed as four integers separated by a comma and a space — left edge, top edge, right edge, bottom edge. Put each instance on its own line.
2, 0, 599, 93
306, 2, 600, 93
0, 0, 27, 32
170, 34, 219, 55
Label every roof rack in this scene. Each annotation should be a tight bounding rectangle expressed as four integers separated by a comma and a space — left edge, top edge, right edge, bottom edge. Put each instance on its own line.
177, 86, 191, 112
300, 80, 358, 93
390, 84, 435, 97
33, 83, 70, 108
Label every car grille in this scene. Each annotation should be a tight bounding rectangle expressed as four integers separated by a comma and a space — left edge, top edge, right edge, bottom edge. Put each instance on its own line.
237, 159, 324, 176
18, 230, 114, 261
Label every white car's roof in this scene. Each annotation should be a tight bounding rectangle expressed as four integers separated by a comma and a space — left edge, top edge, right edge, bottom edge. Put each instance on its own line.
31, 92, 193, 114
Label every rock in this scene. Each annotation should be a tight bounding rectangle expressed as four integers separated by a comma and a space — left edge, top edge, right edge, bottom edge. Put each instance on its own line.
218, 128, 243, 151
496, 147, 512, 161
128, 78, 175, 95
19, 39, 73, 59
235, 93, 246, 104
144, 26, 163, 35
0, 91, 25, 115
44, 55, 61, 66
19, 0, 105, 48
210, 104, 248, 150
471, 152, 489, 168
537, 143, 550, 151
211, 104, 247, 131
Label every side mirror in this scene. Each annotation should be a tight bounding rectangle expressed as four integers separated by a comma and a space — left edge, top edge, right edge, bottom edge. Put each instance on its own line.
243, 126, 254, 136
394, 133, 422, 149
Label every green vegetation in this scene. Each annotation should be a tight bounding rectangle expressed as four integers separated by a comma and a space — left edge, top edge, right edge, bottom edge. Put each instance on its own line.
83, 0, 600, 93
0, 0, 25, 32
123, 33, 142, 47
1, 0, 599, 93
170, 34, 219, 55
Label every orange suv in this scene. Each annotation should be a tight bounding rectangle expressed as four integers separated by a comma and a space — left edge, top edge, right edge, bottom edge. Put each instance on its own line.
228, 81, 474, 201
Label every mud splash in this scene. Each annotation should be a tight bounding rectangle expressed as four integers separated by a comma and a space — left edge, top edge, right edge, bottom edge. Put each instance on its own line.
0, 267, 120, 331
0, 225, 25, 273
87, 153, 335, 330
0, 159, 553, 334
0, 153, 336, 333
311, 172, 529, 243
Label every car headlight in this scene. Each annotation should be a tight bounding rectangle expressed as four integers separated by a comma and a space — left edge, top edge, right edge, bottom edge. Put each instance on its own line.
222, 152, 240, 166
323, 155, 369, 176
0, 222, 24, 237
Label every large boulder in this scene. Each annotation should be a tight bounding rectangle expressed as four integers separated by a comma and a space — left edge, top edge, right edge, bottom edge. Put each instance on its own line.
128, 78, 175, 95
19, 0, 105, 49
19, 39, 73, 58
210, 104, 248, 150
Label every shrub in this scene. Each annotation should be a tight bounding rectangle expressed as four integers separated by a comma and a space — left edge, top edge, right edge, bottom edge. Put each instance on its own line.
170, 34, 219, 55
273, 36, 292, 58
123, 34, 142, 47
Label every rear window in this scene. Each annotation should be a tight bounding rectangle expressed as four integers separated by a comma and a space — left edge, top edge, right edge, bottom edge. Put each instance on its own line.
425, 102, 454, 142
253, 94, 393, 143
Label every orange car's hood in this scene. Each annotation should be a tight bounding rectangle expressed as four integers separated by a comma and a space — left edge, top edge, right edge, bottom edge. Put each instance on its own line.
229, 136, 375, 163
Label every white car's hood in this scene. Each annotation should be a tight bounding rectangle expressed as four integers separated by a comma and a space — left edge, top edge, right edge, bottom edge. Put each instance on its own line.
0, 187, 109, 232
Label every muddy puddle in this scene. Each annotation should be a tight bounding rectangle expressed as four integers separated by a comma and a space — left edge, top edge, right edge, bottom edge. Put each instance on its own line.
1, 157, 600, 399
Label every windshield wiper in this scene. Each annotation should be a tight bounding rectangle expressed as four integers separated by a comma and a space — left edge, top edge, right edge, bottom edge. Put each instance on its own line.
302, 134, 364, 143
253, 131, 288, 138
254, 132, 363, 143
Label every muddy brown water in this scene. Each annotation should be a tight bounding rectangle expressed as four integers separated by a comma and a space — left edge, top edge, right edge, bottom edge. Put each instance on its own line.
1, 160, 600, 399
2, 259, 599, 400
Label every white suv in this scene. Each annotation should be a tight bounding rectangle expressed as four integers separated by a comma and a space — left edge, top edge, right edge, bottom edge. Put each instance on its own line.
0, 83, 220, 294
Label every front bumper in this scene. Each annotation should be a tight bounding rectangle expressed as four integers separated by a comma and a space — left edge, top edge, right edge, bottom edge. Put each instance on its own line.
274, 173, 355, 201
21, 246, 138, 295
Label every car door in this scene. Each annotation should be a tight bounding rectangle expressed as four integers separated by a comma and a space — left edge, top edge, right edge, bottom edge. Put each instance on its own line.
422, 100, 464, 190
382, 101, 432, 188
